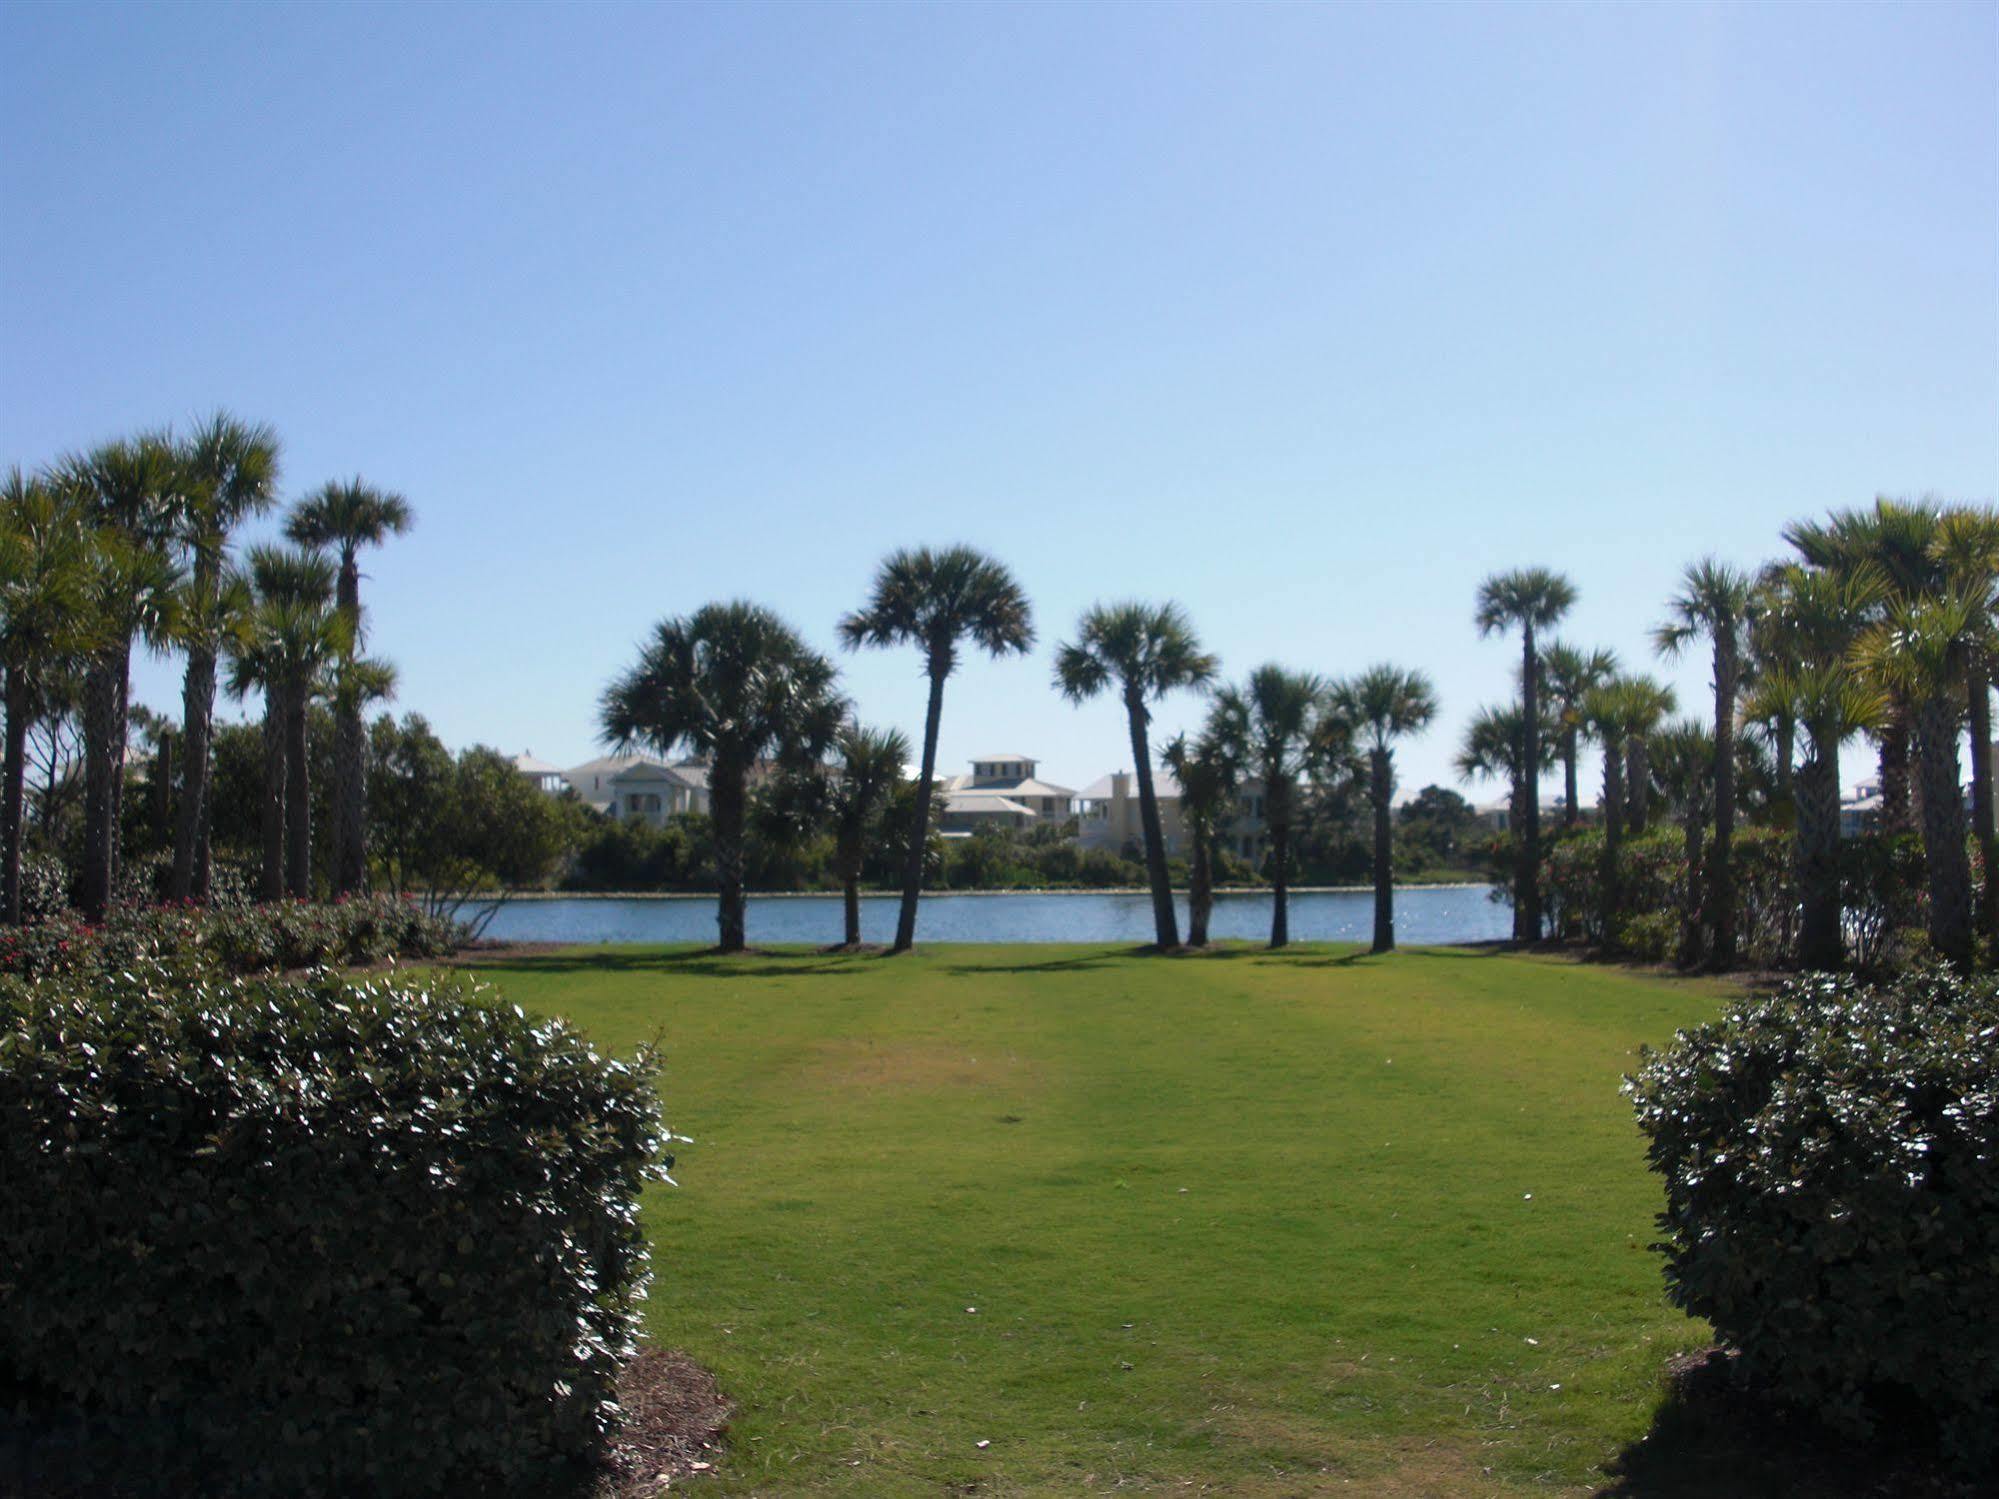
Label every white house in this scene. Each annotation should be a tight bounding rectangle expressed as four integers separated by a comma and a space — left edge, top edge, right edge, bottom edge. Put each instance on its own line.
935, 755, 1075, 835
605, 760, 711, 825
512, 752, 568, 794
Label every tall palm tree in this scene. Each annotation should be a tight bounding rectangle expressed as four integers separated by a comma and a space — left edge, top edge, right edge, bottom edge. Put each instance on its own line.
1159, 713, 1241, 948
1619, 677, 1677, 835
59, 435, 182, 917
1931, 505, 1999, 944
1455, 700, 1558, 935
1856, 592, 1978, 964
286, 479, 413, 896
171, 414, 280, 901
603, 602, 844, 952
839, 546, 1032, 952
1475, 568, 1575, 940
1329, 665, 1438, 953
1785, 499, 1943, 832
1054, 601, 1216, 949
1647, 718, 1720, 965
1581, 679, 1648, 940
1739, 565, 1802, 826
229, 547, 346, 900
826, 723, 909, 948
1214, 665, 1324, 949
1655, 558, 1756, 968
0, 471, 101, 924
1758, 562, 1886, 968
1541, 641, 1617, 829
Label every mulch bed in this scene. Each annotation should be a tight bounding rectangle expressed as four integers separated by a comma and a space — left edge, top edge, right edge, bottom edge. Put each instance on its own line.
598, 1347, 732, 1496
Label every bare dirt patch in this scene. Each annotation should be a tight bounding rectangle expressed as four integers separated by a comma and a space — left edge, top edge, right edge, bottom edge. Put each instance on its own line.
598, 1347, 732, 1496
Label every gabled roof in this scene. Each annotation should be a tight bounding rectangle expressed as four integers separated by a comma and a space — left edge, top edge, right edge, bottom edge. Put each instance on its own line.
972, 776, 1075, 799
513, 753, 562, 775
565, 752, 670, 782
609, 760, 707, 791
943, 791, 1036, 817
973, 753, 1036, 764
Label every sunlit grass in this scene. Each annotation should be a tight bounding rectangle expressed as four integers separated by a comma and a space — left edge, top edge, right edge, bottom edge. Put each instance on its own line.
470, 944, 1729, 1495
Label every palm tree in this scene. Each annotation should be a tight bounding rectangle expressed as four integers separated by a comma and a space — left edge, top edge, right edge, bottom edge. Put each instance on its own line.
59, 435, 182, 917
1159, 713, 1241, 948
1931, 505, 1999, 944
0, 471, 100, 924
229, 547, 346, 900
1856, 592, 1978, 964
1541, 642, 1617, 830
1214, 665, 1324, 948
1580, 676, 1673, 942
286, 479, 413, 895
171, 414, 280, 901
1330, 665, 1438, 953
1785, 500, 1943, 832
839, 547, 1032, 952
826, 723, 909, 947
604, 602, 844, 952
1648, 718, 1720, 965
1619, 677, 1677, 835
1475, 568, 1575, 940
1054, 601, 1216, 949
1455, 700, 1558, 936
1655, 558, 1756, 968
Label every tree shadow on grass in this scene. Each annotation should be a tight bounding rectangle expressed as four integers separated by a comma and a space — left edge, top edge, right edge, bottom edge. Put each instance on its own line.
1594, 1350, 1980, 1499
463, 947, 869, 979
934, 945, 1153, 975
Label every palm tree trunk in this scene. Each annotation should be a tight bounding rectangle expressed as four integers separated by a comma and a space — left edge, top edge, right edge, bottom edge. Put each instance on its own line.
1188, 826, 1213, 947
1966, 658, 1996, 946
1774, 710, 1796, 824
3, 671, 30, 926
1915, 692, 1972, 964
1369, 748, 1395, 953
894, 664, 947, 953
1518, 625, 1542, 940
1708, 637, 1739, 968
260, 694, 286, 902
1269, 784, 1291, 949
842, 867, 861, 947
1599, 749, 1624, 946
171, 645, 217, 902
1679, 815, 1706, 969
78, 655, 120, 921
284, 677, 311, 898
712, 765, 748, 952
1126, 689, 1179, 949
1625, 735, 1651, 835
335, 700, 367, 894
1796, 734, 1842, 969
109, 656, 129, 897
1878, 699, 1913, 834
1562, 727, 1579, 830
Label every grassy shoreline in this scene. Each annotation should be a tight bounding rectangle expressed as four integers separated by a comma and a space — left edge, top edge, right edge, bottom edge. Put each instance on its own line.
497, 876, 1495, 901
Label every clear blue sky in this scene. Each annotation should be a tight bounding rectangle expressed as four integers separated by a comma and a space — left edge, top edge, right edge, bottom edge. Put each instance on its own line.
3, 0, 1993, 800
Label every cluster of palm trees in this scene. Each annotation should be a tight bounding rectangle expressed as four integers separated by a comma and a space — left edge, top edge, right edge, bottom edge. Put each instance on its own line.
1464, 498, 1999, 971
0, 415, 412, 924
605, 545, 1440, 955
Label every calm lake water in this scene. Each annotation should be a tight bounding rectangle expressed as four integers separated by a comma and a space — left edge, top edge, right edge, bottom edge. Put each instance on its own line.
480, 885, 1508, 947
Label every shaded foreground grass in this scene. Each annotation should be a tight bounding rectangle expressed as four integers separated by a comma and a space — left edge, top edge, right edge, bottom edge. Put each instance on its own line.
475, 944, 1734, 1496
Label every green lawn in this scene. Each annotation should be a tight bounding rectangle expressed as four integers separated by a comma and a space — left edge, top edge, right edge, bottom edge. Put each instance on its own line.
470, 944, 1731, 1496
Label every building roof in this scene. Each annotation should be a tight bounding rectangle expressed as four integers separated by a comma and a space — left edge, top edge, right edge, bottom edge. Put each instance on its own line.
513, 752, 563, 775
970, 775, 1074, 799
608, 760, 708, 791
565, 752, 670, 782
943, 791, 1037, 817
973, 753, 1036, 764
1078, 771, 1183, 802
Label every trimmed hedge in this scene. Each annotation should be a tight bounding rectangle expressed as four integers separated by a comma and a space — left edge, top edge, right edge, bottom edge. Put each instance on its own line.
0, 963, 677, 1496
1626, 970, 1999, 1470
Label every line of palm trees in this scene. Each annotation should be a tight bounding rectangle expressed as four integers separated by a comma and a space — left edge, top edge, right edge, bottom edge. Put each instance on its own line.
0, 416, 412, 924
1466, 498, 1999, 971
604, 545, 1440, 955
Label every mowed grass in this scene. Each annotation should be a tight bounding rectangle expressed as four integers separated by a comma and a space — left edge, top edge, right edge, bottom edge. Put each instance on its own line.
472, 943, 1730, 1496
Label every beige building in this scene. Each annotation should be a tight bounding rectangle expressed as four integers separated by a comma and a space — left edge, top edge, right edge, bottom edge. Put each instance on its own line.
936, 755, 1076, 836
1078, 770, 1271, 863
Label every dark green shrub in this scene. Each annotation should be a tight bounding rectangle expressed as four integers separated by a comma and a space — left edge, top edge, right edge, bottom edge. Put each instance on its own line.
0, 963, 677, 1497
1626, 970, 1999, 1470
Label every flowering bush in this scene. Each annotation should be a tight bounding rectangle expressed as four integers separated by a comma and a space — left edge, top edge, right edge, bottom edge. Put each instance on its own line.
0, 894, 461, 982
